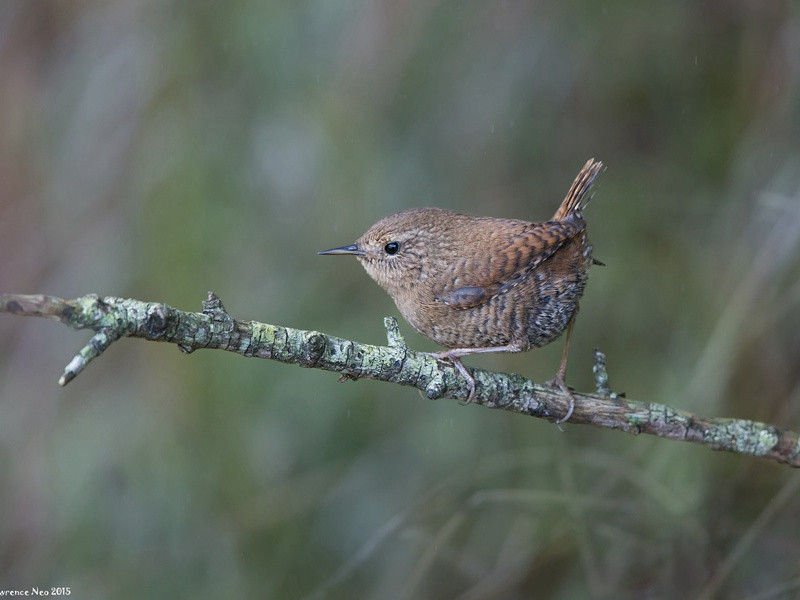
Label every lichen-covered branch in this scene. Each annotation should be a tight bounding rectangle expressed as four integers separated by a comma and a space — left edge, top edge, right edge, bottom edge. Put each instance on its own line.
2, 292, 799, 467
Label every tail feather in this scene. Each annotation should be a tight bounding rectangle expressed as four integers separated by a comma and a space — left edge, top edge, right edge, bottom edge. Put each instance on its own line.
552, 158, 603, 220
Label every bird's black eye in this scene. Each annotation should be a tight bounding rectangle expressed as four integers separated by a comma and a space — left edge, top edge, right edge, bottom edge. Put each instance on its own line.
384, 242, 400, 255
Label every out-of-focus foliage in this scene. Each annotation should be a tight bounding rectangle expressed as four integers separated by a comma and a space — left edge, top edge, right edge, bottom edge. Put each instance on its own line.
1, 1, 799, 598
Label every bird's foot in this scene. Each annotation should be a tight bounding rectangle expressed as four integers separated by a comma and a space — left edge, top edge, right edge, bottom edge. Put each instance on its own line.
545, 372, 575, 424
424, 350, 476, 404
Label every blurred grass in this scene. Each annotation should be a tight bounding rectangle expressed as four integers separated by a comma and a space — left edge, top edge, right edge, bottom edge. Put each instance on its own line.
1, 0, 800, 598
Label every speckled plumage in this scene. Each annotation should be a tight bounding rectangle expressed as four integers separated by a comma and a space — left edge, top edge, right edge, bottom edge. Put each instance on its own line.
319, 158, 603, 417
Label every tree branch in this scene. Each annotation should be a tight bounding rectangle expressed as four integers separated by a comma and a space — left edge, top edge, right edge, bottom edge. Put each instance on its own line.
2, 292, 799, 467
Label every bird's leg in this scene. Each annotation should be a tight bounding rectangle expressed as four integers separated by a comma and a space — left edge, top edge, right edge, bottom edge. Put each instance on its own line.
546, 316, 576, 424
437, 352, 475, 404
427, 325, 578, 423
425, 344, 521, 403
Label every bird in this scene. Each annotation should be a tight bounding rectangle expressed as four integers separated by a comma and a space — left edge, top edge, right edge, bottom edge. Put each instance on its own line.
319, 158, 603, 422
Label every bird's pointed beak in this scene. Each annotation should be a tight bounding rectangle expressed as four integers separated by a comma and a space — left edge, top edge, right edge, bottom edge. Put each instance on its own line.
317, 244, 365, 256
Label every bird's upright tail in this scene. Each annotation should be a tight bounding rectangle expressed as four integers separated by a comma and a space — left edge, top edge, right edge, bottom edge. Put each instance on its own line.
552, 158, 604, 220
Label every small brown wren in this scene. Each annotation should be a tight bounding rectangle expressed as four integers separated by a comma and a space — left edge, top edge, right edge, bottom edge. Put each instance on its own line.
319, 158, 603, 422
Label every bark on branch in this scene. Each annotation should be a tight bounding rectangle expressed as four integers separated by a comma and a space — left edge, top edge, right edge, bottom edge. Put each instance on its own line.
2, 292, 799, 467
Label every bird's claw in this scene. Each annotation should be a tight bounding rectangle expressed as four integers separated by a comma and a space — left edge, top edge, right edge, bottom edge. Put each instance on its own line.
546, 373, 575, 424
424, 351, 476, 404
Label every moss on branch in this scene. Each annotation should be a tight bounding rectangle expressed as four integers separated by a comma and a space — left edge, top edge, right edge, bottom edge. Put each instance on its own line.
2, 292, 799, 467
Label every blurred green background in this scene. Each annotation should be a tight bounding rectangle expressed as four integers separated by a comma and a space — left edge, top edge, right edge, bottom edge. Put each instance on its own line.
2, 1, 800, 598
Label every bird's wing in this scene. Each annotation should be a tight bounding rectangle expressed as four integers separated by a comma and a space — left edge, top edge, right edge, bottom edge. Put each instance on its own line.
433, 218, 583, 310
